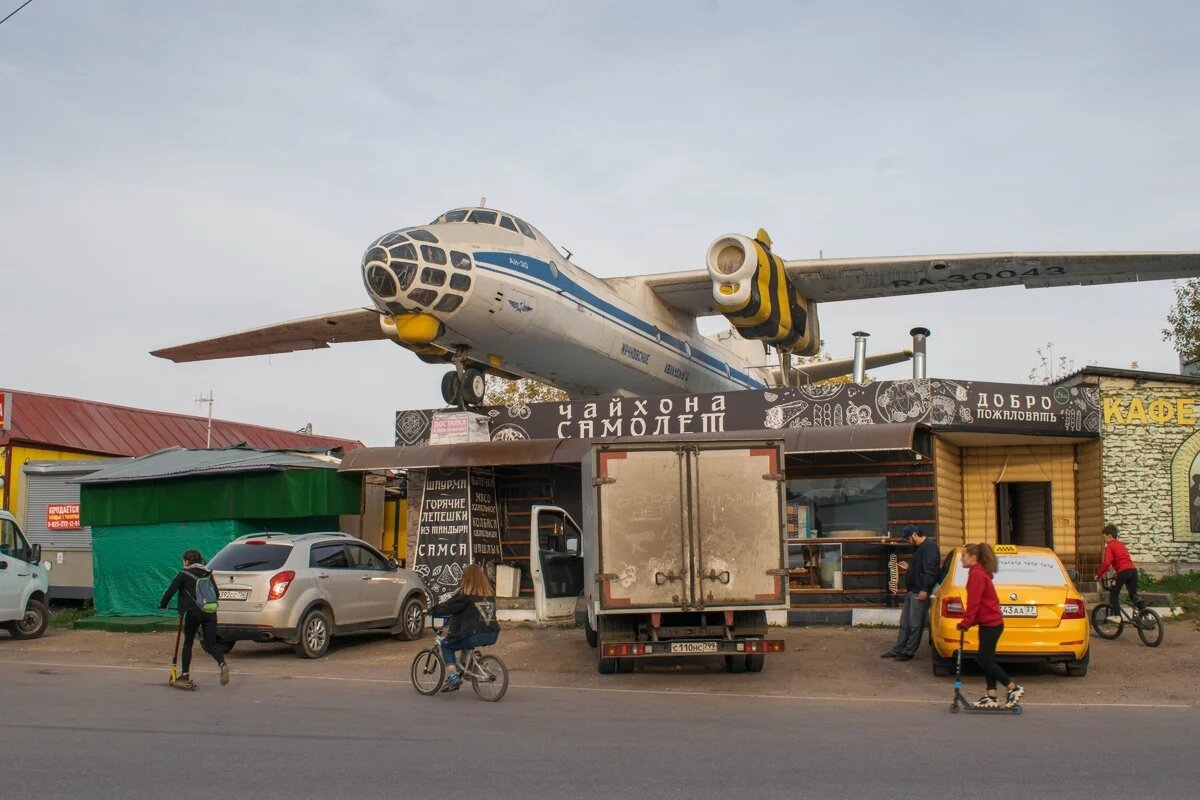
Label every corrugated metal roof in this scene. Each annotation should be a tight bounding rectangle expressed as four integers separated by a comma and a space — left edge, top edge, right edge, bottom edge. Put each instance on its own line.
0, 388, 363, 456
76, 446, 341, 484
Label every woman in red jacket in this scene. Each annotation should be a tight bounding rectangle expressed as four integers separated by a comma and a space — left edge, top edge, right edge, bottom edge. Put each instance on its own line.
958, 543, 1025, 708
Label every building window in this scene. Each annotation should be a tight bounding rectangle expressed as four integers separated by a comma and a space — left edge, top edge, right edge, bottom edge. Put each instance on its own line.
786, 476, 888, 538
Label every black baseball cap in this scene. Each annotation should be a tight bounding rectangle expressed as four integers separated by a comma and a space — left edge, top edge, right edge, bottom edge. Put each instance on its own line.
901, 524, 924, 539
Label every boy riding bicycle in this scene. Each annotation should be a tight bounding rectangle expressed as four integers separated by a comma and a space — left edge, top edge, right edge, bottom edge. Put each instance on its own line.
429, 564, 499, 692
1096, 524, 1143, 624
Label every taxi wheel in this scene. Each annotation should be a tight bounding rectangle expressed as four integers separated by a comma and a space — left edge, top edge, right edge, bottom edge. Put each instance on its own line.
1065, 649, 1090, 677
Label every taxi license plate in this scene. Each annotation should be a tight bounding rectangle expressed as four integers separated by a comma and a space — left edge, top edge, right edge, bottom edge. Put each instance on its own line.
218, 590, 249, 601
1000, 604, 1037, 617
671, 642, 718, 654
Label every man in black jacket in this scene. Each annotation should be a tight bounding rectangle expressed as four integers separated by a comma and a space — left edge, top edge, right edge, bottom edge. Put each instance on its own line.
881, 524, 940, 662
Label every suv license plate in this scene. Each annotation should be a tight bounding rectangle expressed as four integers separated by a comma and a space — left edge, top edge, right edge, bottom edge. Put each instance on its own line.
219, 590, 249, 601
1000, 604, 1037, 617
671, 642, 718, 654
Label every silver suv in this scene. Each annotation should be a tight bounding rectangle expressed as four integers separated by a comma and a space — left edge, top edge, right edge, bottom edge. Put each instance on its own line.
207, 532, 429, 659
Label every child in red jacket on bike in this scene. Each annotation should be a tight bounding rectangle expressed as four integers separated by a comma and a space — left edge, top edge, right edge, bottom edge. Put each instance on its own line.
1097, 524, 1143, 624
958, 543, 1025, 709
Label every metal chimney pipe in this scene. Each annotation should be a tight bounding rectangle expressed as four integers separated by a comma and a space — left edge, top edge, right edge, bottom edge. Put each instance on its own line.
852, 331, 869, 385
910, 327, 931, 380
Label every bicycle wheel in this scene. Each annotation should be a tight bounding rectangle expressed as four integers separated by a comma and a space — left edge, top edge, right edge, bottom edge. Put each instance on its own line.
411, 649, 445, 695
1135, 608, 1164, 647
471, 655, 509, 702
1090, 603, 1122, 639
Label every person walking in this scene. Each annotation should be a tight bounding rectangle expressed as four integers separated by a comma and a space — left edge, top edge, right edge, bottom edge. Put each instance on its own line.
1096, 524, 1142, 624
881, 524, 940, 662
159, 549, 229, 689
958, 542, 1024, 708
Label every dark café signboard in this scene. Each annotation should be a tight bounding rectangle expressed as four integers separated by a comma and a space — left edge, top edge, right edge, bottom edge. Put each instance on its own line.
396, 380, 1101, 447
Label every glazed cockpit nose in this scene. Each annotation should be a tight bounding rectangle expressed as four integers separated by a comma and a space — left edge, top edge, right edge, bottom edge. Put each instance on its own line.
361, 228, 475, 316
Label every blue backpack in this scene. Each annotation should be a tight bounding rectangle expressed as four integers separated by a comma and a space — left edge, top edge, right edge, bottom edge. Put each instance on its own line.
192, 573, 219, 614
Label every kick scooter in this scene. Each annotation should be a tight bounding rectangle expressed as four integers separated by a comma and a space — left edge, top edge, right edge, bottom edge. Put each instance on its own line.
949, 630, 1021, 715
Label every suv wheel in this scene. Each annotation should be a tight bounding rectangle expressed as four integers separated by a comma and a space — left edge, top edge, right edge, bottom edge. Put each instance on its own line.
295, 608, 332, 659
395, 595, 426, 641
7, 598, 49, 640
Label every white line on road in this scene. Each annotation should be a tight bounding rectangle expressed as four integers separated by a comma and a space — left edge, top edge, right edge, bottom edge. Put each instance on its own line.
0, 659, 1192, 710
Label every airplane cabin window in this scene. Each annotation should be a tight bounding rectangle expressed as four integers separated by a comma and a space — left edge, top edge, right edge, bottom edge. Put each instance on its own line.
435, 295, 463, 313
407, 288, 437, 307
388, 243, 417, 261
407, 229, 439, 243
468, 210, 498, 225
450, 251, 472, 270
549, 262, 559, 278
421, 245, 447, 265
442, 209, 469, 223
391, 262, 417, 291
379, 231, 408, 247
514, 218, 535, 238
366, 265, 397, 298
683, 342, 693, 357
449, 273, 471, 291
420, 267, 447, 287
499, 215, 519, 232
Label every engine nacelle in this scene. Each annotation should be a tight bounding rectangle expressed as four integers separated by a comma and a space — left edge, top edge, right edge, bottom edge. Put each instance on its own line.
706, 229, 820, 356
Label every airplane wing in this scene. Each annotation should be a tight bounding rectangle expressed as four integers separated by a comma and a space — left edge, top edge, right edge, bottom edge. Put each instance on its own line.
792, 350, 912, 384
151, 308, 386, 363
641, 252, 1200, 315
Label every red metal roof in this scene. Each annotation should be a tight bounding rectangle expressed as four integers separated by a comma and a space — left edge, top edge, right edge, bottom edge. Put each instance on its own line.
0, 388, 363, 456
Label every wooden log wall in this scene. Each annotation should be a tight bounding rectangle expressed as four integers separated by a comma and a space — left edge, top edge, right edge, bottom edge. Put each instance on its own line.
960, 445, 1079, 569
1075, 439, 1104, 576
934, 438, 965, 553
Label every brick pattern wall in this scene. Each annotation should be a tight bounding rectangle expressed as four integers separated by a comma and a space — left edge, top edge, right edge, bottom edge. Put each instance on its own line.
1100, 379, 1200, 572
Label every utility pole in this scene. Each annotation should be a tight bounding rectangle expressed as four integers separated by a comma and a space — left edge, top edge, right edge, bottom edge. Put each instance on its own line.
195, 390, 215, 448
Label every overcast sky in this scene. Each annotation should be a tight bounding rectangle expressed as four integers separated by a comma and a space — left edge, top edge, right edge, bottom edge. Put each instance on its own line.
3, 1, 1199, 445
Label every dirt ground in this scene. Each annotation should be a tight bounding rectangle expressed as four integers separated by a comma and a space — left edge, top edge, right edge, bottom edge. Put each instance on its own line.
2, 620, 1196, 706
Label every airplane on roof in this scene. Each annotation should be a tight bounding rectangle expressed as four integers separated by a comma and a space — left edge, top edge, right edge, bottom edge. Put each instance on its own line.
153, 206, 1200, 407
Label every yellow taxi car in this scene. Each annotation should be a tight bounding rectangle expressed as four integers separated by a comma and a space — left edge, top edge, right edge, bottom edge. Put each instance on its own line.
928, 544, 1090, 677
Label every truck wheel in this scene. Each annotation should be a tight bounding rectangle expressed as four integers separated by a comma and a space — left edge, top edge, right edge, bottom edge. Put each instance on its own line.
617, 658, 634, 673
585, 617, 598, 648
725, 655, 746, 673
7, 598, 49, 640
598, 656, 617, 674
597, 616, 633, 675
745, 654, 765, 672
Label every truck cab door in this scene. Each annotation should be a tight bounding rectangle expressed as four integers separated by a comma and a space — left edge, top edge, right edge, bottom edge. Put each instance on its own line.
0, 518, 26, 618
530, 505, 584, 621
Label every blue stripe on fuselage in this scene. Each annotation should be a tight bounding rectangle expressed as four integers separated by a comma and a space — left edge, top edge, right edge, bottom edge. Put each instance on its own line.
472, 251, 765, 389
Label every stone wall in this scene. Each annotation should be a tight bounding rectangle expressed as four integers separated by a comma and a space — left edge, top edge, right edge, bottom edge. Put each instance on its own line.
1099, 378, 1200, 573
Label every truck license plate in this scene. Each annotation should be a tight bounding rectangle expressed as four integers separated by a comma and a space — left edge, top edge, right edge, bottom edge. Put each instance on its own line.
671, 642, 718, 654
1000, 604, 1037, 617
219, 590, 249, 601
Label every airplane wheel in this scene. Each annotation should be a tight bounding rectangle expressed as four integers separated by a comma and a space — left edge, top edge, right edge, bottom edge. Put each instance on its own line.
440, 371, 461, 406
461, 368, 487, 406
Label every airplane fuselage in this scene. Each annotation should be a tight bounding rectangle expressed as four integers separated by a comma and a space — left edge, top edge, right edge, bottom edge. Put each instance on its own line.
362, 209, 769, 397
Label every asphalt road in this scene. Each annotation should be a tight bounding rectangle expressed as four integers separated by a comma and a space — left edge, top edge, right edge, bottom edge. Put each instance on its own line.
0, 659, 1194, 800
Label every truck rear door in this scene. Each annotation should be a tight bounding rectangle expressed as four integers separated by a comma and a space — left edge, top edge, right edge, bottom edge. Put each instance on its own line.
693, 445, 786, 608
596, 448, 691, 609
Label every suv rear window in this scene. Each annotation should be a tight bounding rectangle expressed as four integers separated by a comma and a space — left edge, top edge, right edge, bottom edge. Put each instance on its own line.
209, 542, 293, 572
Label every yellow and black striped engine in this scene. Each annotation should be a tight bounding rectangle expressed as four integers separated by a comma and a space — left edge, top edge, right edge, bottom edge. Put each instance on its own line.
706, 229, 820, 356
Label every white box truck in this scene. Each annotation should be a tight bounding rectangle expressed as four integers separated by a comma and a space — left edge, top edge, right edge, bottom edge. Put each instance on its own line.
529, 440, 788, 674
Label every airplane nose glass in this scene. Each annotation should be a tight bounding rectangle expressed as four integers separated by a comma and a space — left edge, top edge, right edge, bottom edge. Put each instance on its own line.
366, 265, 397, 298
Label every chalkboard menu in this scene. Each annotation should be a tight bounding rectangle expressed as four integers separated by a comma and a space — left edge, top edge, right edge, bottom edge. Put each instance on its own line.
413, 468, 471, 606
412, 467, 502, 606
469, 468, 502, 587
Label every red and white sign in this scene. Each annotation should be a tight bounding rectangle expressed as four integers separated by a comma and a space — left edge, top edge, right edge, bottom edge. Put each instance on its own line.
47, 503, 81, 530
0, 392, 10, 431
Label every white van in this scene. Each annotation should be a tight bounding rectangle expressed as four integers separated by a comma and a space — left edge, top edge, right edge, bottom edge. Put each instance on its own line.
0, 510, 52, 639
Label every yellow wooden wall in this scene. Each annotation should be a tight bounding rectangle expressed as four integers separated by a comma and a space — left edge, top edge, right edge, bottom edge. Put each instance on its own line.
383, 499, 409, 563
934, 438, 964, 553
961, 445, 1079, 567
1074, 440, 1104, 575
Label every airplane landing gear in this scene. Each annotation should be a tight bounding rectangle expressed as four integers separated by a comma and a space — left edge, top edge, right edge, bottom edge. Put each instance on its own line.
440, 366, 487, 408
